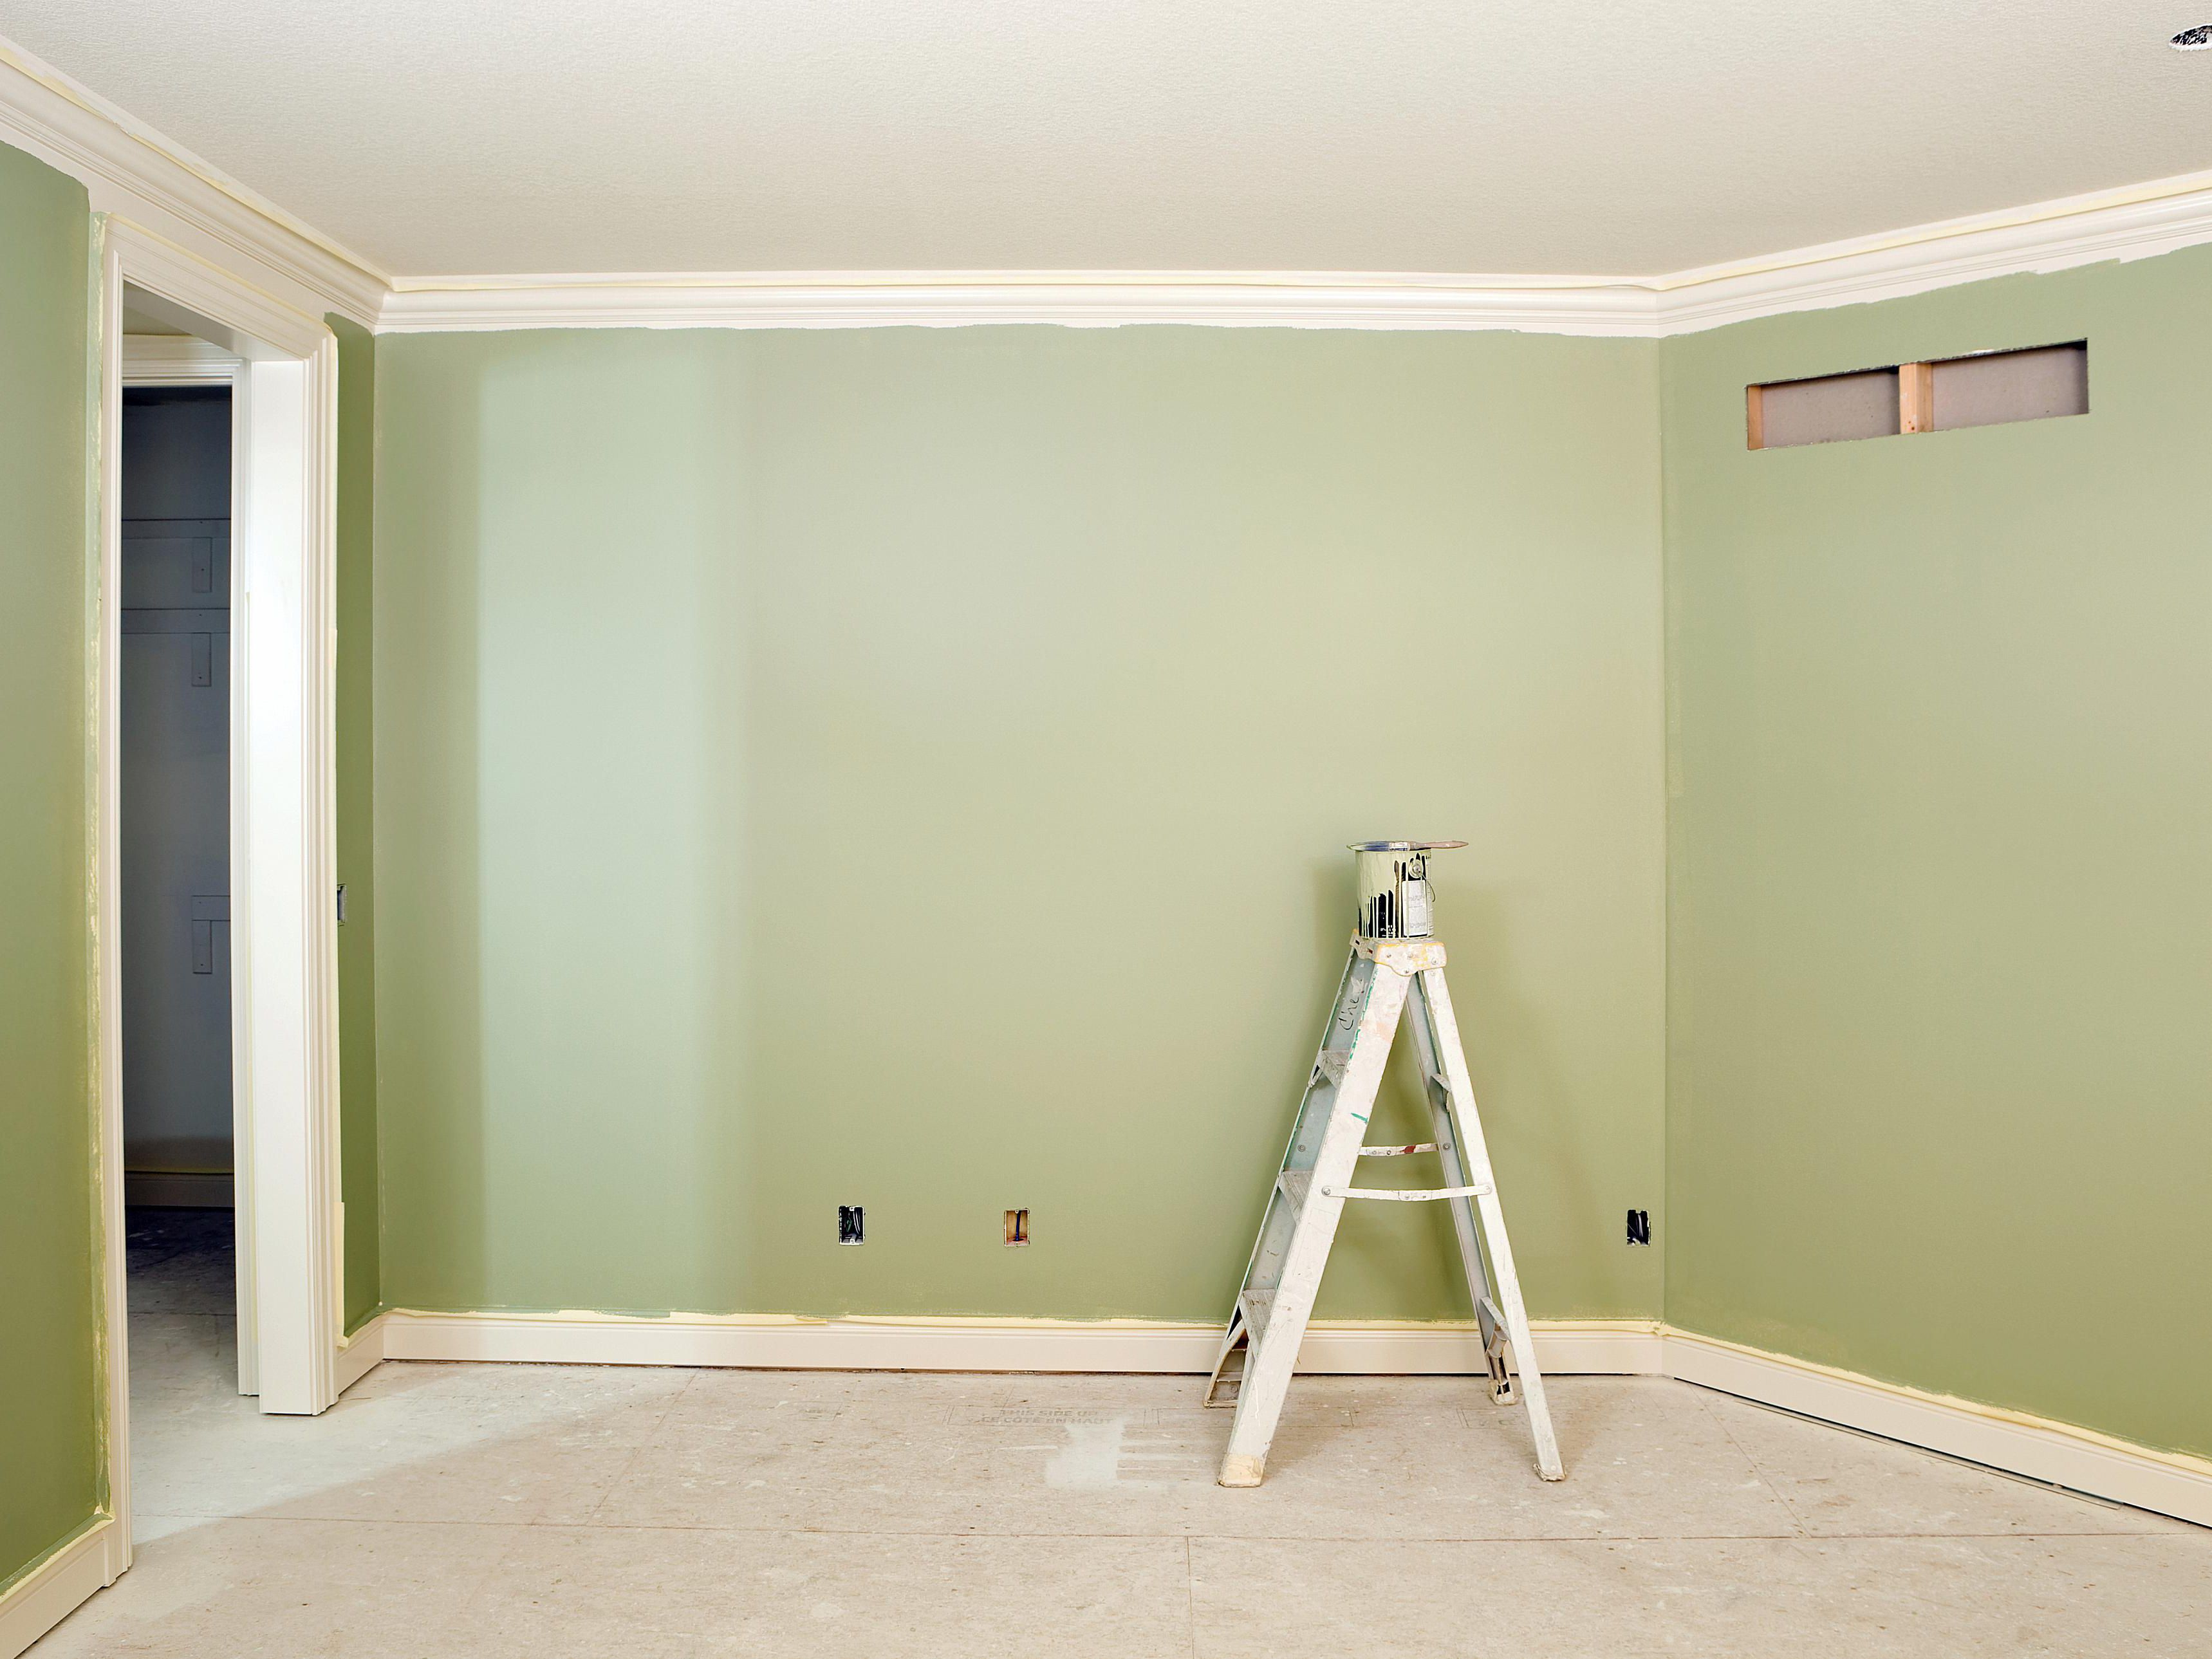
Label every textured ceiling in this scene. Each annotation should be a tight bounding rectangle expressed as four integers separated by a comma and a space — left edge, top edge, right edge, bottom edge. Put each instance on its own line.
6, 1, 2209, 278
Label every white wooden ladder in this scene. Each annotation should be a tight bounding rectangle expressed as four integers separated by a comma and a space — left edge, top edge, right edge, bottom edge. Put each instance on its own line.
1205, 933, 1564, 1488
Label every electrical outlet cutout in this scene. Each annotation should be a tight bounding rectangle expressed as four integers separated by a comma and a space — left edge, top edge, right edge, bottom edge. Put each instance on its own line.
1626, 1208, 1651, 1247
837, 1205, 864, 1245
1003, 1208, 1029, 1247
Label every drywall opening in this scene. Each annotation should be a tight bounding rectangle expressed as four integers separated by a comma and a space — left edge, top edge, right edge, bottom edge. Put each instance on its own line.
1933, 343, 2089, 431
1748, 367, 1900, 449
1748, 342, 2088, 449
1004, 1209, 1029, 1247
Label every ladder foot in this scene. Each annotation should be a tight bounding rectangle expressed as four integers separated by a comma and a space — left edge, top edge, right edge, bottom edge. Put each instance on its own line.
1218, 1453, 1267, 1488
1485, 1347, 1518, 1405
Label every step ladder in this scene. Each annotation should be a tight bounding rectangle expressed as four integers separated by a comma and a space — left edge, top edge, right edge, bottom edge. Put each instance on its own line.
1205, 841, 1564, 1488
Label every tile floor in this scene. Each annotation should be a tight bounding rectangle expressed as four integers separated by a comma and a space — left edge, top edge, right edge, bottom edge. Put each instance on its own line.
35, 1209, 2212, 1656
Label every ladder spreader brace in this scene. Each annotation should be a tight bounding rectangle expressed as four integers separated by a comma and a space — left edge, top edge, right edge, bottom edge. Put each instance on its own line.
1204, 842, 1565, 1488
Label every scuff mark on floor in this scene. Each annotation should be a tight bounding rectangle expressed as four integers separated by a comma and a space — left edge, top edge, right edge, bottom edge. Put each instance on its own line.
1046, 1418, 1131, 1488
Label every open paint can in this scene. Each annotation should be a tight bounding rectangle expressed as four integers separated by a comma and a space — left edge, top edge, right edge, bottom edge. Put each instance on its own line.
1349, 840, 1466, 940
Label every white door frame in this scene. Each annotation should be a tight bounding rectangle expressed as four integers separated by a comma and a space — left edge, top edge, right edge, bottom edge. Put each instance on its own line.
97, 215, 346, 1570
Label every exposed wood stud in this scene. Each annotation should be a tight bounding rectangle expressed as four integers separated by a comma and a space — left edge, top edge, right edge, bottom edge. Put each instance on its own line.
1745, 382, 1765, 450
1899, 361, 1935, 433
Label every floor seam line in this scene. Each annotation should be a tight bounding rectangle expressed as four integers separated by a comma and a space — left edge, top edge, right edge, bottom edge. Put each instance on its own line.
1700, 1387, 1812, 1538
571, 1366, 702, 1526
1184, 1534, 1198, 1658
139, 1513, 2171, 1543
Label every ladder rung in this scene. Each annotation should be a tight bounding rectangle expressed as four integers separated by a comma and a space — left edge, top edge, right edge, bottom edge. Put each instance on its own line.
1311, 1050, 1350, 1086
1276, 1169, 1314, 1207
1358, 1142, 1443, 1158
1238, 1288, 1273, 1346
1322, 1182, 1492, 1203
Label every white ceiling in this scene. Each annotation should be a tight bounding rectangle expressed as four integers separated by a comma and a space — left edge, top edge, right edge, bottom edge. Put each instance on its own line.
6, 1, 2209, 279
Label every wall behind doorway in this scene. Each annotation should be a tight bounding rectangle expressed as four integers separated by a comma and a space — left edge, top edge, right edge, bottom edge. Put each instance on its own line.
118, 385, 235, 1207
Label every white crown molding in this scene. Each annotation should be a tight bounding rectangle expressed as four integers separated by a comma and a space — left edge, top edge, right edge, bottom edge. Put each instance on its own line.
1652, 168, 2212, 331
378, 167, 2212, 336
364, 1309, 2212, 1526
0, 34, 387, 329
376, 273, 1666, 335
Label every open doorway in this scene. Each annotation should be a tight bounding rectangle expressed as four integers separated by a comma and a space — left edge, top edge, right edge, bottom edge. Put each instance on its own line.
91, 232, 353, 1584
117, 364, 243, 1410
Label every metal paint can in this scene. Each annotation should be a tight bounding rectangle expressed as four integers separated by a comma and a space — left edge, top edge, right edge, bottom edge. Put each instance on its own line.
1348, 840, 1466, 940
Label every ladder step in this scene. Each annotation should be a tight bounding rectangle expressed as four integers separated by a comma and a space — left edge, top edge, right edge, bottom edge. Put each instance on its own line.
1311, 1050, 1350, 1086
1238, 1288, 1274, 1346
1358, 1142, 1444, 1158
1322, 1182, 1493, 1203
1282, 1166, 1482, 1205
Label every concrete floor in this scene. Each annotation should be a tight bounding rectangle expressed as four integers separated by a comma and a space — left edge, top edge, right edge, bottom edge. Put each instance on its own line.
35, 1210, 2211, 1656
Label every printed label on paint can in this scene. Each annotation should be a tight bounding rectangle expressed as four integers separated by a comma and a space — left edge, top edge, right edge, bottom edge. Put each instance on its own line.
1400, 879, 1433, 938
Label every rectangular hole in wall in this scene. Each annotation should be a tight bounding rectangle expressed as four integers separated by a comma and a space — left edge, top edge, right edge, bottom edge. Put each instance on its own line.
1933, 342, 2088, 432
1748, 342, 2087, 450
1004, 1209, 1028, 1247
1749, 368, 1901, 450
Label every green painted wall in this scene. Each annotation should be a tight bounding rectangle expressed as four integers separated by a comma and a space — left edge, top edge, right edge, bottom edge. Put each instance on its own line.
373, 327, 1667, 1324
0, 143, 100, 1589
331, 313, 382, 1331
1663, 249, 2212, 1458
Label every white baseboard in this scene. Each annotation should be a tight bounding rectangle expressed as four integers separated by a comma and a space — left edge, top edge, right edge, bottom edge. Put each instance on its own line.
1666, 1330, 2212, 1530
380, 1310, 1662, 1376
123, 1171, 233, 1209
0, 1516, 121, 1659
334, 1312, 386, 1398
375, 1307, 2209, 1526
